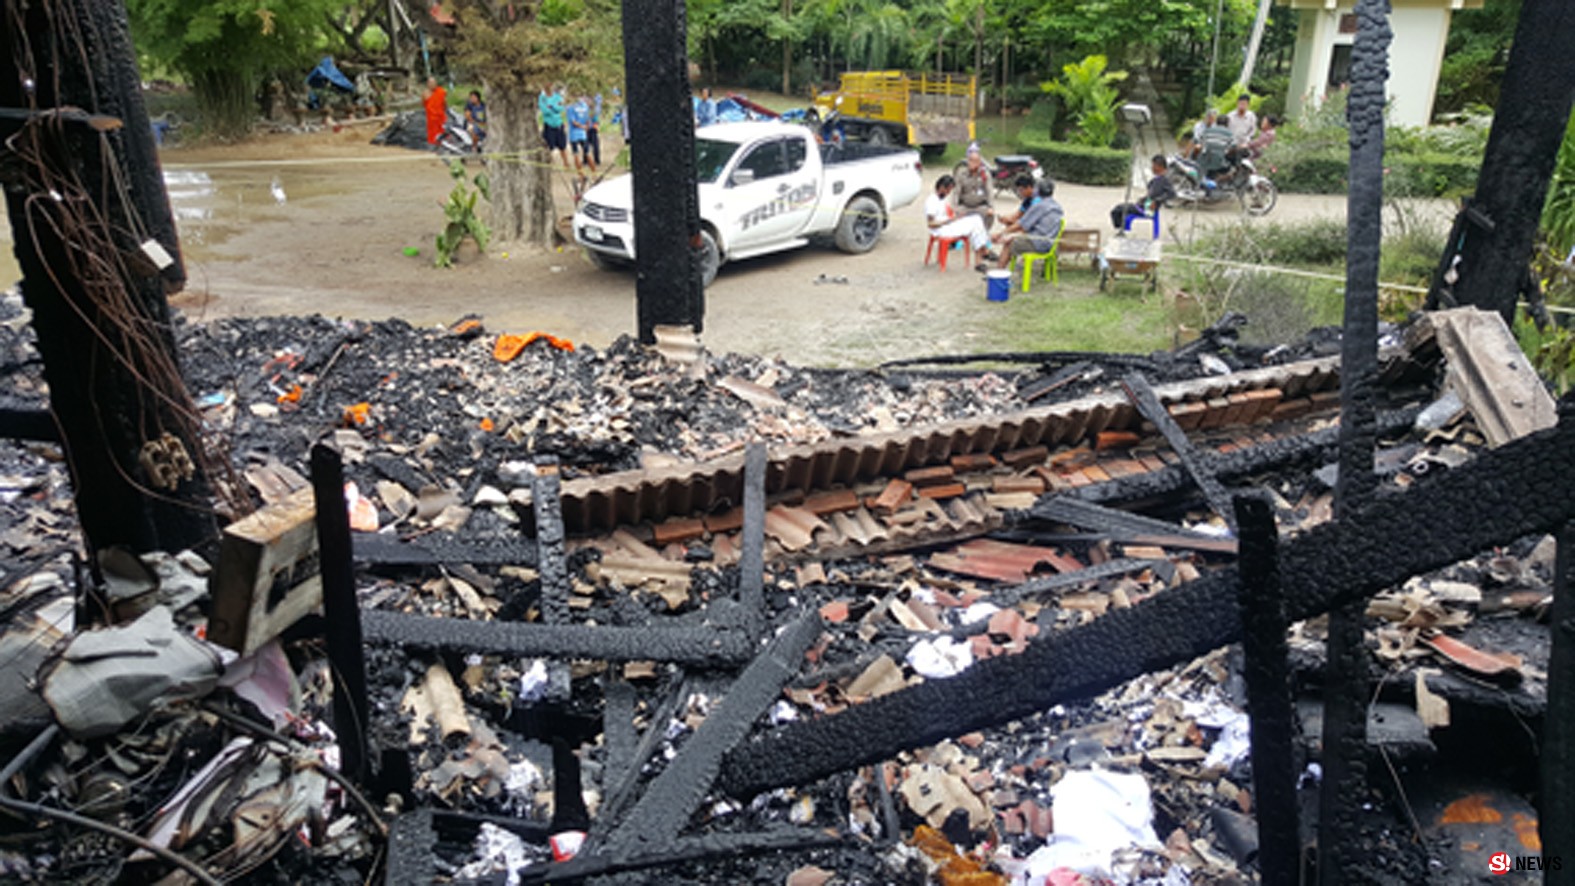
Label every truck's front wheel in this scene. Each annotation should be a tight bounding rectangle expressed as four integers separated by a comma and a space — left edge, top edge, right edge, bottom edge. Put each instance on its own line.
834, 196, 883, 254
696, 229, 720, 287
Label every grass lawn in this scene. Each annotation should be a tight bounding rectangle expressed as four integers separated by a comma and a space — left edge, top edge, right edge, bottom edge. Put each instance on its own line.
982, 269, 1179, 354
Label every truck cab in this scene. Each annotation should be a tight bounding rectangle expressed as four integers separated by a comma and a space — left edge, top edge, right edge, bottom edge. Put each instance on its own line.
575, 121, 922, 286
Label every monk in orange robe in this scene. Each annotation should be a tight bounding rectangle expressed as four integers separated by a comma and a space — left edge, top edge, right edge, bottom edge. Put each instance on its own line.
423, 78, 447, 145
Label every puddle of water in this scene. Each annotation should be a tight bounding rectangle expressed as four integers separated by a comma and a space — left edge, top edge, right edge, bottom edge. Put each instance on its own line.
163, 165, 379, 259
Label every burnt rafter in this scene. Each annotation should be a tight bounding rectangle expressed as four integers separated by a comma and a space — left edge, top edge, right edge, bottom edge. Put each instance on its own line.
716, 409, 1575, 798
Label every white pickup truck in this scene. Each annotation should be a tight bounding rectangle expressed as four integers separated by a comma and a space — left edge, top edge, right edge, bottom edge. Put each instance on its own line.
574, 121, 923, 285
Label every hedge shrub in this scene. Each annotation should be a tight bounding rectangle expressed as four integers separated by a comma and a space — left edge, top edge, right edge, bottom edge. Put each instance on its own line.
1017, 131, 1129, 186
1270, 147, 1478, 197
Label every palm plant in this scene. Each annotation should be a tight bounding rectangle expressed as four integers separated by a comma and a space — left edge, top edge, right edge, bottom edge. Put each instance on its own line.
1041, 54, 1127, 147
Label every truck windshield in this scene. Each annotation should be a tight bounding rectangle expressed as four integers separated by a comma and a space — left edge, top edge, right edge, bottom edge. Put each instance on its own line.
694, 138, 740, 183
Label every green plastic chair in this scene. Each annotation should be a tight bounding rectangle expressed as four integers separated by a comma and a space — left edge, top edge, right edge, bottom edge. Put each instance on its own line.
1018, 218, 1068, 292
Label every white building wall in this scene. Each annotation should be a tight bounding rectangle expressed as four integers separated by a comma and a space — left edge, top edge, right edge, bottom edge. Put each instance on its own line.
1386, 6, 1453, 126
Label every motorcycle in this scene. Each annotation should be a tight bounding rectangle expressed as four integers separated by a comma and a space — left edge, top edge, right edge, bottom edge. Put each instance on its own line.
435, 108, 480, 157
1165, 152, 1277, 216
953, 154, 1044, 200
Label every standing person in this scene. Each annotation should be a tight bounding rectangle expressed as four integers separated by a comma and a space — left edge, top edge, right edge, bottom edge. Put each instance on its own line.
463, 89, 487, 146
694, 86, 716, 128
1109, 155, 1176, 230
953, 143, 995, 228
987, 176, 1064, 272
539, 82, 570, 170
589, 92, 603, 166
926, 175, 997, 262
612, 86, 629, 145
1226, 94, 1258, 147
567, 94, 595, 182
422, 77, 447, 146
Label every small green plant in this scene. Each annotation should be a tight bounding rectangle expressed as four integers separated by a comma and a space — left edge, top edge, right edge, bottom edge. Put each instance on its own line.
1542, 111, 1575, 257
435, 160, 491, 269
1041, 55, 1126, 149
1516, 315, 1575, 396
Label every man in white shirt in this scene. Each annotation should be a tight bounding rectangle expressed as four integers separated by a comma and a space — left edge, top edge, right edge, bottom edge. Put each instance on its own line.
1226, 94, 1257, 146
926, 175, 996, 261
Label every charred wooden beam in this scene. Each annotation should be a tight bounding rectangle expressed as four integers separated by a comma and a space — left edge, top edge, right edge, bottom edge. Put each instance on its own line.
1, 0, 211, 555
607, 615, 820, 856
360, 610, 756, 666
383, 809, 435, 886
1320, 3, 1388, 879
620, 0, 704, 342
531, 457, 569, 625
1121, 372, 1237, 533
715, 413, 1575, 798
1544, 521, 1575, 884
352, 533, 538, 567
739, 442, 767, 624
1070, 407, 1419, 509
312, 444, 371, 784
1425, 0, 1575, 323
1233, 492, 1300, 885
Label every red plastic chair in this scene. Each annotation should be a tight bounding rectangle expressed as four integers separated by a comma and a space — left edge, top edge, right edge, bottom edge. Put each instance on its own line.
925, 233, 973, 270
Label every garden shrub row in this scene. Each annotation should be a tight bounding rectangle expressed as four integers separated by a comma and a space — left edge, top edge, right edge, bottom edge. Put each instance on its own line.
1016, 130, 1129, 187
1270, 147, 1479, 197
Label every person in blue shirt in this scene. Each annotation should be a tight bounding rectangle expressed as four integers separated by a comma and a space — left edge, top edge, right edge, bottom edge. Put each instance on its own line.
463, 90, 487, 146
986, 176, 1064, 272
539, 83, 569, 170
567, 95, 595, 179
693, 86, 716, 128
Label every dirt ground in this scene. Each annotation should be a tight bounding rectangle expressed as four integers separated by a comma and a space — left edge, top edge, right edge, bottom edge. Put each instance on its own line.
2, 122, 1434, 366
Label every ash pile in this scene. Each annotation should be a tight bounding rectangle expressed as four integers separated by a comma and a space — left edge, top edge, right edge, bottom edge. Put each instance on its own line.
1, 300, 1571, 886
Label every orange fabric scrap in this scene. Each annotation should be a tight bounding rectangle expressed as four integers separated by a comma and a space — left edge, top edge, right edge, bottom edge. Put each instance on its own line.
276, 384, 303, 405
343, 402, 371, 426
479, 417, 494, 432
494, 331, 576, 362
906, 826, 1005, 886
494, 334, 528, 362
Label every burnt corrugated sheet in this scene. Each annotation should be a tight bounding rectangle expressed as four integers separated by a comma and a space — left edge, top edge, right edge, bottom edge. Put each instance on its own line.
557, 357, 1340, 533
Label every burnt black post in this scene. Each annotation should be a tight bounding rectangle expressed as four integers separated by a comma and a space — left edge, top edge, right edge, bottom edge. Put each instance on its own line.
1425, 0, 1575, 323
310, 443, 370, 784
1544, 521, 1575, 884
1, 0, 212, 555
1318, 1, 1388, 881
621, 0, 704, 343
1233, 492, 1300, 885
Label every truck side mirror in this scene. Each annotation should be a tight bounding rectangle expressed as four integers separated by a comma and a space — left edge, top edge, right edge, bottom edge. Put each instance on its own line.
730, 169, 756, 186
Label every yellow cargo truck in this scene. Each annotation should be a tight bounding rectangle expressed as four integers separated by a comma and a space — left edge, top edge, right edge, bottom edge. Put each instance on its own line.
813, 71, 975, 156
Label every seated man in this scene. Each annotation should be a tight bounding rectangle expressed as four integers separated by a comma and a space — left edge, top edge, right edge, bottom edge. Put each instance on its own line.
1197, 117, 1234, 178
927, 175, 996, 262
1109, 155, 1176, 230
952, 143, 994, 228
987, 176, 1063, 272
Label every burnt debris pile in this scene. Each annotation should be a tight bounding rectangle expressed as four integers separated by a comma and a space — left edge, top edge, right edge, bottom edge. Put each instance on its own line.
1, 304, 1572, 885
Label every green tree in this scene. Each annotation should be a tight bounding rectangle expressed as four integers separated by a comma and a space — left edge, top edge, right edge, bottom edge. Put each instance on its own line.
1543, 109, 1575, 257
127, 0, 341, 137
1042, 54, 1127, 147
449, 0, 622, 246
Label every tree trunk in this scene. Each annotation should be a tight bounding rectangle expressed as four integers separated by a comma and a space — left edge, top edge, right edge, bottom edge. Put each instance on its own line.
486, 84, 555, 247
781, 0, 792, 96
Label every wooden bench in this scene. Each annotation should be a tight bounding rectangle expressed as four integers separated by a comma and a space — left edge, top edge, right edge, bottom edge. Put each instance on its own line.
1056, 228, 1102, 266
